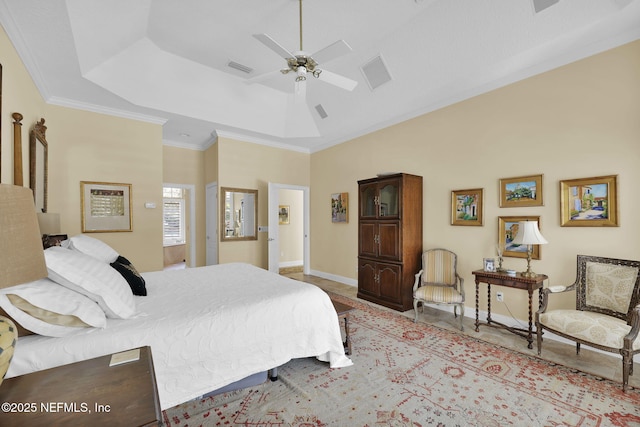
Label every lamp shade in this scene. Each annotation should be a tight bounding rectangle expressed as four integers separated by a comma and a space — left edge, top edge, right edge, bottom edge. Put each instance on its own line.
37, 212, 61, 235
512, 221, 548, 245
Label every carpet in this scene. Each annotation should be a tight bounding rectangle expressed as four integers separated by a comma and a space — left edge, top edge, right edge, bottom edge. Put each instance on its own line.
163, 293, 640, 426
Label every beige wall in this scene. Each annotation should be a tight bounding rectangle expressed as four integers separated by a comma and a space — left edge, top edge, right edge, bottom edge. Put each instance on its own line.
44, 106, 164, 272
0, 24, 46, 185
311, 40, 640, 320
1, 24, 164, 273
217, 137, 310, 267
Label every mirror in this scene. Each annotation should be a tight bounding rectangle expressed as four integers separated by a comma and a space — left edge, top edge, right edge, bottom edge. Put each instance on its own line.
221, 187, 258, 241
29, 118, 48, 213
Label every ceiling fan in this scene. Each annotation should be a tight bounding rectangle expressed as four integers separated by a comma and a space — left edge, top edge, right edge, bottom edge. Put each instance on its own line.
249, 0, 358, 97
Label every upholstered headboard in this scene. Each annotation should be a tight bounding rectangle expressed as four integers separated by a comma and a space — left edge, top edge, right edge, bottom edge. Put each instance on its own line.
0, 184, 48, 289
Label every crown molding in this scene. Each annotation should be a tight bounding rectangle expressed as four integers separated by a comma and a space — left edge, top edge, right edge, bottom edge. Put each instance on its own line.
48, 96, 167, 125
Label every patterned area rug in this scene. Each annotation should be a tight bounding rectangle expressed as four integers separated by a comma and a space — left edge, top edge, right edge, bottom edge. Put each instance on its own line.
163, 294, 640, 426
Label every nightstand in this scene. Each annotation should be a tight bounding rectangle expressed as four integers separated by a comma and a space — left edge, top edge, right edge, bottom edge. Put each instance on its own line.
0, 346, 161, 426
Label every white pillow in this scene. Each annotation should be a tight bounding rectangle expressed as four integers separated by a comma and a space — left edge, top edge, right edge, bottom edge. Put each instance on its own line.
44, 247, 136, 319
0, 278, 107, 337
62, 234, 119, 264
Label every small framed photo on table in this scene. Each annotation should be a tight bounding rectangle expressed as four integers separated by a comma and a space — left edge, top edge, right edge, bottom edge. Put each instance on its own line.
483, 258, 496, 272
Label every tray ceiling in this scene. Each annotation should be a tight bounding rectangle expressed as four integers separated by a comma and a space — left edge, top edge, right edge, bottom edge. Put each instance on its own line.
1, 0, 639, 152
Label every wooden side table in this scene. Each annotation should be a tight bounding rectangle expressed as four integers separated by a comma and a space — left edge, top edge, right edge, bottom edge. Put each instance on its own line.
472, 270, 547, 349
0, 346, 161, 426
331, 299, 356, 355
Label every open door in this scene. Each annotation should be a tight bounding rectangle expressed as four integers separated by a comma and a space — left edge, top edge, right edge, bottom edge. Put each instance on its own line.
268, 182, 310, 274
268, 183, 279, 273
205, 182, 218, 265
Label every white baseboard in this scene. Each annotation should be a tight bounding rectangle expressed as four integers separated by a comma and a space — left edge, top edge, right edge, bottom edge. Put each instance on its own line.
279, 260, 303, 268
309, 269, 357, 287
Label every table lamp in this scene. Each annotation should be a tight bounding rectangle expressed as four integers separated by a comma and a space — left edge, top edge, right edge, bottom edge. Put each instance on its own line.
511, 220, 547, 278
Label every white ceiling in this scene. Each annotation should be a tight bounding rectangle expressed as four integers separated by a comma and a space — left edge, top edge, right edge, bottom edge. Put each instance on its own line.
2, 0, 639, 153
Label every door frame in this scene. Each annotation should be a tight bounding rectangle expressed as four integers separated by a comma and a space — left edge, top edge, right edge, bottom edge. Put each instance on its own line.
205, 182, 218, 265
268, 182, 310, 274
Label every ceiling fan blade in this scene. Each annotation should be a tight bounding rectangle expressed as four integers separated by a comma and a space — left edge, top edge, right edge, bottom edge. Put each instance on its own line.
311, 40, 353, 64
315, 69, 358, 91
245, 69, 285, 85
253, 33, 296, 60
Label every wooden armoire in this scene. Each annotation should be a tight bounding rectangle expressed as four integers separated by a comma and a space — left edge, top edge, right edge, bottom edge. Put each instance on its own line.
357, 173, 423, 311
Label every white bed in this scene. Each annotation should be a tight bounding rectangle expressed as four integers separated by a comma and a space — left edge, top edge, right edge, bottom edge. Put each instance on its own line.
6, 262, 352, 410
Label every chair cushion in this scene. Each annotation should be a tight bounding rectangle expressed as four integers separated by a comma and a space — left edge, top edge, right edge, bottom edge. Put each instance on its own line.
414, 285, 463, 304
422, 251, 456, 286
539, 309, 640, 350
585, 262, 638, 314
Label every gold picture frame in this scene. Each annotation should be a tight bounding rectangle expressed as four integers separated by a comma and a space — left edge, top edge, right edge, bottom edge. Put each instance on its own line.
560, 175, 618, 227
499, 174, 543, 207
451, 188, 483, 226
498, 216, 541, 259
81, 181, 132, 232
278, 205, 290, 225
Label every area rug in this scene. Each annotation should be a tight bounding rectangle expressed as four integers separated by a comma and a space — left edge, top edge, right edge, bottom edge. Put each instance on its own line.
163, 294, 640, 426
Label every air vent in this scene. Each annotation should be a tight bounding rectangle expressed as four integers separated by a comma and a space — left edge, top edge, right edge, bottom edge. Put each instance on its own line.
532, 0, 559, 13
227, 61, 253, 74
315, 104, 328, 119
361, 55, 392, 91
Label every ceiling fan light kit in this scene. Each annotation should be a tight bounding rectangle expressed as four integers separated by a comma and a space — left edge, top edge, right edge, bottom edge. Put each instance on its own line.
251, 0, 357, 96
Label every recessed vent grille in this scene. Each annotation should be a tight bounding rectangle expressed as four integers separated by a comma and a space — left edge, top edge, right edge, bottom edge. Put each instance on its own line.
315, 104, 328, 119
227, 61, 253, 74
361, 55, 392, 91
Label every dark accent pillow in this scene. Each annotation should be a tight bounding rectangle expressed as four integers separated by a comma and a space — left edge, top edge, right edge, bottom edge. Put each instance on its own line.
110, 256, 147, 296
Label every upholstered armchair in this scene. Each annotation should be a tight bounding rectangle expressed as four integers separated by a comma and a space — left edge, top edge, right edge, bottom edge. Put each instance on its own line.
536, 255, 640, 391
413, 249, 465, 331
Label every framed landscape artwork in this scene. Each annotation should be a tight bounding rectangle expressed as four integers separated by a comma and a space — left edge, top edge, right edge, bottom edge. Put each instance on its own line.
499, 174, 543, 207
498, 215, 541, 259
560, 175, 618, 227
451, 188, 483, 226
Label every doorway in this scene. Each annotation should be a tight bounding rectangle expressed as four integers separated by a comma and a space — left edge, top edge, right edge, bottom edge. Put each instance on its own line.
162, 183, 196, 268
268, 183, 310, 274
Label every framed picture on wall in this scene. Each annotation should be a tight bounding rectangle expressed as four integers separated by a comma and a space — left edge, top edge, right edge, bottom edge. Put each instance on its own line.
451, 188, 483, 226
81, 181, 132, 232
278, 205, 290, 225
560, 175, 618, 227
331, 192, 348, 223
499, 174, 543, 207
498, 215, 541, 259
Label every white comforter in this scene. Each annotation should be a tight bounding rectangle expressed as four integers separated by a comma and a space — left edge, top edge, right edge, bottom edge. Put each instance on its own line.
7, 263, 352, 409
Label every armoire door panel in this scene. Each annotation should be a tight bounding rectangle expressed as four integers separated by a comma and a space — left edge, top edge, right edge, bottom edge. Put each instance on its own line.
377, 221, 401, 261
359, 222, 378, 258
357, 259, 378, 296
378, 263, 402, 302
